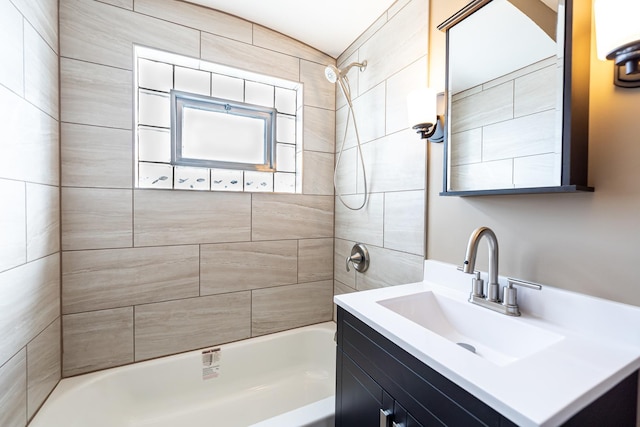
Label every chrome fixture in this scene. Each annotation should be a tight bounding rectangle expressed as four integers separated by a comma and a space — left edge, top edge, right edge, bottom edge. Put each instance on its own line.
346, 243, 369, 273
594, 0, 640, 87
460, 227, 541, 316
407, 88, 444, 143
326, 61, 369, 211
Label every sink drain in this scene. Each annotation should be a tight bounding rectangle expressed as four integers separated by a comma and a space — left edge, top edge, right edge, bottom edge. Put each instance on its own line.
457, 342, 476, 353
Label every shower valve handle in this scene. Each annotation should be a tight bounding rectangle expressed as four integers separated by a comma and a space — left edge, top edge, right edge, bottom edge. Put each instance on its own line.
345, 243, 370, 273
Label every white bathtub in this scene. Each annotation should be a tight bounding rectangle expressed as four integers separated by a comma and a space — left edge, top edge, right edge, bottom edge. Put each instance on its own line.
29, 322, 336, 427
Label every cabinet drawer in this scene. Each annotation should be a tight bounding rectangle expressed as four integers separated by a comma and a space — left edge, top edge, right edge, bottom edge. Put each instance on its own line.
338, 307, 510, 427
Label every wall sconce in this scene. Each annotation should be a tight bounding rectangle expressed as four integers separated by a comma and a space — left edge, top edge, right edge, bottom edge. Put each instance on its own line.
594, 0, 640, 88
407, 88, 444, 142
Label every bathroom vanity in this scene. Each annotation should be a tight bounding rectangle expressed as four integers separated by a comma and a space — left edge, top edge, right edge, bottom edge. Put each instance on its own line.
334, 261, 640, 426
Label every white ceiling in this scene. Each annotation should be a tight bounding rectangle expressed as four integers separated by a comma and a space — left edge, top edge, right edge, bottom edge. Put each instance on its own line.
181, 0, 398, 59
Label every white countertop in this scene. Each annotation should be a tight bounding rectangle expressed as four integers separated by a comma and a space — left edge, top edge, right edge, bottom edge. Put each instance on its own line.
334, 260, 640, 427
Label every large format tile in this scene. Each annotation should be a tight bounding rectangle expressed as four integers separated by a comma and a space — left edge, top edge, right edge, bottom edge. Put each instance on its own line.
253, 25, 332, 64
356, 245, 424, 291
335, 193, 384, 247
252, 281, 333, 336
303, 106, 335, 153
61, 187, 132, 250
298, 238, 333, 283
358, 0, 428, 93
451, 81, 514, 134
0, 0, 24, 96
11, 0, 58, 53
351, 82, 386, 144
60, 58, 132, 130
252, 194, 333, 240
135, 0, 252, 44
384, 190, 425, 256
302, 151, 334, 195
61, 123, 133, 189
60, 0, 200, 70
0, 254, 60, 366
62, 307, 133, 376
338, 13, 387, 66
0, 349, 26, 427
63, 246, 200, 314
26, 183, 60, 262
201, 32, 300, 82
134, 190, 251, 246
27, 319, 61, 419
98, 0, 132, 9
300, 60, 335, 110
24, 23, 59, 120
0, 85, 59, 185
135, 293, 251, 361
385, 57, 427, 134
334, 238, 356, 288
360, 129, 426, 193
0, 179, 26, 273
201, 241, 298, 295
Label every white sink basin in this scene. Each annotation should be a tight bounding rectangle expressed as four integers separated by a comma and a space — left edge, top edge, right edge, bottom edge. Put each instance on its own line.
377, 291, 564, 366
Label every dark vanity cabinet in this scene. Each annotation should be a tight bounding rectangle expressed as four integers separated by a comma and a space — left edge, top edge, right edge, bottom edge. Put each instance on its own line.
335, 307, 638, 427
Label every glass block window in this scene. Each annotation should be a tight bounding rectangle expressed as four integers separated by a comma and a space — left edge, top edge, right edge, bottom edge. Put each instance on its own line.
134, 46, 302, 193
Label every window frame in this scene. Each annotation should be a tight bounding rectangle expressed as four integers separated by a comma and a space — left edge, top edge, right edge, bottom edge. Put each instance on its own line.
170, 89, 277, 172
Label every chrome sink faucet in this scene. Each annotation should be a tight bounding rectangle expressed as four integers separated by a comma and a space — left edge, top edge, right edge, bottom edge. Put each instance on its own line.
461, 226, 541, 316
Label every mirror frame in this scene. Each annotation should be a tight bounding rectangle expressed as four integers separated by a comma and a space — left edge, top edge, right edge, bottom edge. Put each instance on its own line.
438, 0, 593, 196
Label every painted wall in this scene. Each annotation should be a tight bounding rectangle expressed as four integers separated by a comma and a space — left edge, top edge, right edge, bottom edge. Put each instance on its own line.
0, 0, 61, 424
333, 0, 429, 303
427, 1, 640, 307
59, 0, 336, 377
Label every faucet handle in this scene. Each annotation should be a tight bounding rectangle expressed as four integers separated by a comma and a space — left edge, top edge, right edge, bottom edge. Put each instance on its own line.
458, 267, 485, 298
502, 278, 542, 316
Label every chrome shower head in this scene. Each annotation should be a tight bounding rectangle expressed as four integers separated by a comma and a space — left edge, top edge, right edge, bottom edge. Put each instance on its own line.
324, 61, 367, 83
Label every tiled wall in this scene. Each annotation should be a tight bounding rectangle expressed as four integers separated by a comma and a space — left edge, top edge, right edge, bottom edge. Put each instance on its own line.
449, 57, 562, 191
333, 0, 428, 303
0, 0, 61, 425
60, 0, 335, 377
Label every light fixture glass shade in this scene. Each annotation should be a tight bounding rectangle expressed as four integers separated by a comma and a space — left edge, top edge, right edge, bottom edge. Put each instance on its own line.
594, 0, 640, 60
407, 88, 437, 127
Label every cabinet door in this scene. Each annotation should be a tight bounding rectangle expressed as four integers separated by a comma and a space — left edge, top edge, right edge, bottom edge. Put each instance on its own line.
393, 402, 424, 427
337, 350, 393, 427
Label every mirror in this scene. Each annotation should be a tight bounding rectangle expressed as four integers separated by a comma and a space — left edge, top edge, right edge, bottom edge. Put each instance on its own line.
439, 0, 593, 196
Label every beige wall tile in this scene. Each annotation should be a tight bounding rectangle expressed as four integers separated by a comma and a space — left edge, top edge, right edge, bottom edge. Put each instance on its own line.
11, 0, 58, 53
60, 0, 200, 70
334, 279, 357, 320
62, 187, 132, 250
513, 153, 559, 188
0, 179, 26, 273
300, 60, 335, 110
388, 0, 412, 19
0, 0, 24, 96
62, 246, 200, 314
135, 293, 251, 361
201, 32, 300, 82
60, 58, 132, 130
252, 281, 333, 336
386, 57, 428, 134
351, 82, 386, 143
449, 159, 514, 191
61, 123, 133, 189
358, 0, 428, 94
335, 193, 384, 246
334, 146, 358, 196
253, 25, 332, 64
252, 194, 333, 240
97, 0, 133, 10
298, 238, 334, 283
338, 13, 387, 64
334, 238, 356, 288
134, 190, 251, 246
303, 106, 335, 153
135, 0, 252, 44
0, 349, 26, 427
0, 86, 59, 186
356, 245, 423, 291
360, 129, 426, 193
0, 254, 60, 366
201, 241, 297, 295
450, 128, 482, 166
302, 151, 334, 195
62, 307, 133, 376
27, 319, 61, 419
514, 63, 557, 117
336, 51, 360, 109
451, 81, 514, 134
24, 23, 59, 120
384, 190, 425, 256
26, 183, 60, 262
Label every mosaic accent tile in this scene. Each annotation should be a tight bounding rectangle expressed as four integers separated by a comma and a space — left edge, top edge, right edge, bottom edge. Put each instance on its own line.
244, 171, 273, 192
210, 168, 243, 192
174, 166, 210, 190
138, 162, 173, 189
